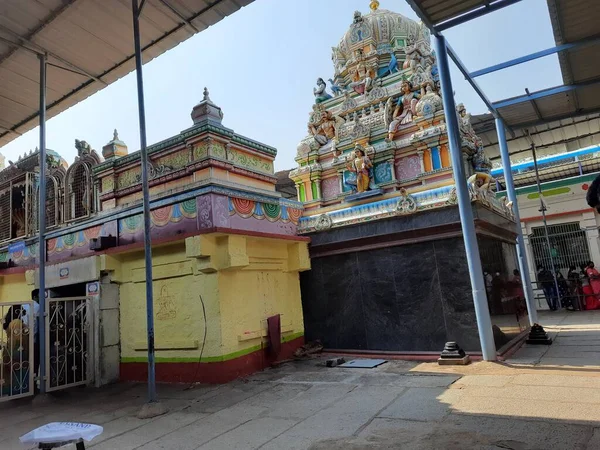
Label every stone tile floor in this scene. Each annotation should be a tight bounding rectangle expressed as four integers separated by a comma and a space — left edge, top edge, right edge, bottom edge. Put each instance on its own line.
2, 310, 600, 449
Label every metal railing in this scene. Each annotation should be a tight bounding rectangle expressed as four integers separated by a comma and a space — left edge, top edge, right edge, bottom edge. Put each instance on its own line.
529, 223, 592, 276
46, 296, 92, 392
0, 301, 35, 402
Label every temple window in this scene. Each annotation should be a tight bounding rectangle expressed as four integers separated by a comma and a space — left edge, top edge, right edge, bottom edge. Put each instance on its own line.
431, 147, 442, 170
66, 163, 92, 221
45, 175, 63, 228
65, 140, 101, 222
0, 174, 36, 242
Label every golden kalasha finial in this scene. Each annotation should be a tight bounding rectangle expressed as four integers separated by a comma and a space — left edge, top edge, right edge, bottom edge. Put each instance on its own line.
370, 0, 380, 11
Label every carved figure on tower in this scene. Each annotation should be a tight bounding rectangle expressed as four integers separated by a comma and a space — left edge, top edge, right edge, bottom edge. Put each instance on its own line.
314, 78, 333, 104
387, 80, 420, 140
309, 109, 337, 146
349, 50, 376, 95
456, 103, 481, 150
345, 143, 373, 193
415, 82, 443, 117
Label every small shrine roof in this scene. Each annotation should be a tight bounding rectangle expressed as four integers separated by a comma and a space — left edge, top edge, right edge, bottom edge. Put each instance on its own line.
93, 117, 277, 174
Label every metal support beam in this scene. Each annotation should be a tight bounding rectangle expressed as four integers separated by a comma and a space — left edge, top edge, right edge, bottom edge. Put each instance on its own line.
470, 35, 600, 78
435, 35, 497, 361
493, 77, 600, 109
137, 0, 148, 18
496, 118, 538, 325
0, 24, 107, 86
38, 52, 47, 395
158, 0, 200, 33
132, 0, 158, 405
435, 0, 522, 32
531, 141, 562, 311
526, 88, 544, 121
446, 43, 499, 120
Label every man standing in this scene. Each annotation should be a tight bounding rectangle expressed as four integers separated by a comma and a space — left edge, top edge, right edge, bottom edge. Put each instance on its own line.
538, 265, 558, 311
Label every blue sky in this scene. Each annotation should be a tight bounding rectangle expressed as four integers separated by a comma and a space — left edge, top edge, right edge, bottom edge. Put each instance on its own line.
1, 0, 562, 171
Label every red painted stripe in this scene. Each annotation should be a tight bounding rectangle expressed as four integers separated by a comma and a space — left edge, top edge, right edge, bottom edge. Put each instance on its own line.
521, 207, 594, 223
120, 336, 304, 384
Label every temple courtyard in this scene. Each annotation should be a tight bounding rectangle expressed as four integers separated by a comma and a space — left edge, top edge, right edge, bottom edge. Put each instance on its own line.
2, 311, 600, 450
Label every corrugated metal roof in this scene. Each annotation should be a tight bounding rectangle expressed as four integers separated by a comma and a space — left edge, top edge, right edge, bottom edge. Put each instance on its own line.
406, 0, 505, 26
0, 0, 253, 149
472, 112, 600, 159
492, 0, 600, 130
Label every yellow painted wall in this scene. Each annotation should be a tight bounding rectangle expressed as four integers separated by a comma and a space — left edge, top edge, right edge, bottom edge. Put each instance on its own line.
117, 233, 309, 363
117, 241, 223, 362
217, 237, 306, 357
0, 232, 309, 364
0, 273, 31, 303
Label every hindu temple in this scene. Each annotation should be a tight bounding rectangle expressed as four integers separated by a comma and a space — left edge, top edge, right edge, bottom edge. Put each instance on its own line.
0, 89, 309, 385
291, 1, 527, 355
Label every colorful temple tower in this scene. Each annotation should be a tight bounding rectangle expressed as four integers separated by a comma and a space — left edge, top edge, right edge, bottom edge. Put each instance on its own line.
292, 3, 527, 354
0, 90, 309, 385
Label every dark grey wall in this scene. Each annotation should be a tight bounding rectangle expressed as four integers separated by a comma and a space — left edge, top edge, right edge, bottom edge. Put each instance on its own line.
300, 237, 482, 353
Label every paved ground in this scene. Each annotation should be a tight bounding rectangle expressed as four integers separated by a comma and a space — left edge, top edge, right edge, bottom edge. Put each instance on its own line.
2, 311, 600, 450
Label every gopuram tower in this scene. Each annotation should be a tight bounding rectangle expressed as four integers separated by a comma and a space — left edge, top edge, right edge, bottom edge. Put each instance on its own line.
292, 2, 527, 355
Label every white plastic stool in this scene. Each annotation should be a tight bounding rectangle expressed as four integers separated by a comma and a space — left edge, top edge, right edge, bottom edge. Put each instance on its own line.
20, 423, 103, 449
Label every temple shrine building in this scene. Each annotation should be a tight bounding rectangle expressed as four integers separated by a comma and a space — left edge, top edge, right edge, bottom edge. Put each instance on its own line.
0, 90, 309, 385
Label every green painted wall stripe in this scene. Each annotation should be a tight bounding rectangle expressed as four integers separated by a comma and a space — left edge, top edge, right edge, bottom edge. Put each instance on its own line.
499, 173, 597, 197
121, 332, 304, 364
526, 187, 571, 199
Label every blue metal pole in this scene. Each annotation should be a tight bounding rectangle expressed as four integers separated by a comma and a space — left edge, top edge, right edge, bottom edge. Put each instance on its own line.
132, 0, 157, 403
496, 118, 538, 324
434, 35, 496, 361
38, 52, 47, 394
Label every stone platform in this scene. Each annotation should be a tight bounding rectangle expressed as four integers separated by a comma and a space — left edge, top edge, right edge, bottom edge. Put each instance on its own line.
2, 311, 600, 450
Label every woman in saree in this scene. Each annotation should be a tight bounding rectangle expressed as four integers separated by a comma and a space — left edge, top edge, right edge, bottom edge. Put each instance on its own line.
585, 261, 600, 310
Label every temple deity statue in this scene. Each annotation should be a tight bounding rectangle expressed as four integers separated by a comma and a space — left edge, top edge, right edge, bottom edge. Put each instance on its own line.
415, 82, 442, 117
314, 78, 333, 104
456, 103, 481, 148
346, 144, 373, 193
473, 145, 493, 174
387, 80, 420, 140
309, 110, 337, 146
349, 50, 375, 95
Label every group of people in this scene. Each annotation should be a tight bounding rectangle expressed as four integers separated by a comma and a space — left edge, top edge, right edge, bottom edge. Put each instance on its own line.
1, 291, 39, 395
537, 262, 600, 311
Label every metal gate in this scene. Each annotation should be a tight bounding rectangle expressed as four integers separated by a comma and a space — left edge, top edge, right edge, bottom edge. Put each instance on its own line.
46, 296, 92, 392
0, 301, 35, 402
529, 222, 592, 275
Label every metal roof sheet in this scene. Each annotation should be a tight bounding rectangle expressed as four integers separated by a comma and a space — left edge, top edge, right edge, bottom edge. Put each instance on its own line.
406, 0, 509, 26
491, 0, 600, 130
472, 112, 600, 159
0, 0, 253, 149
